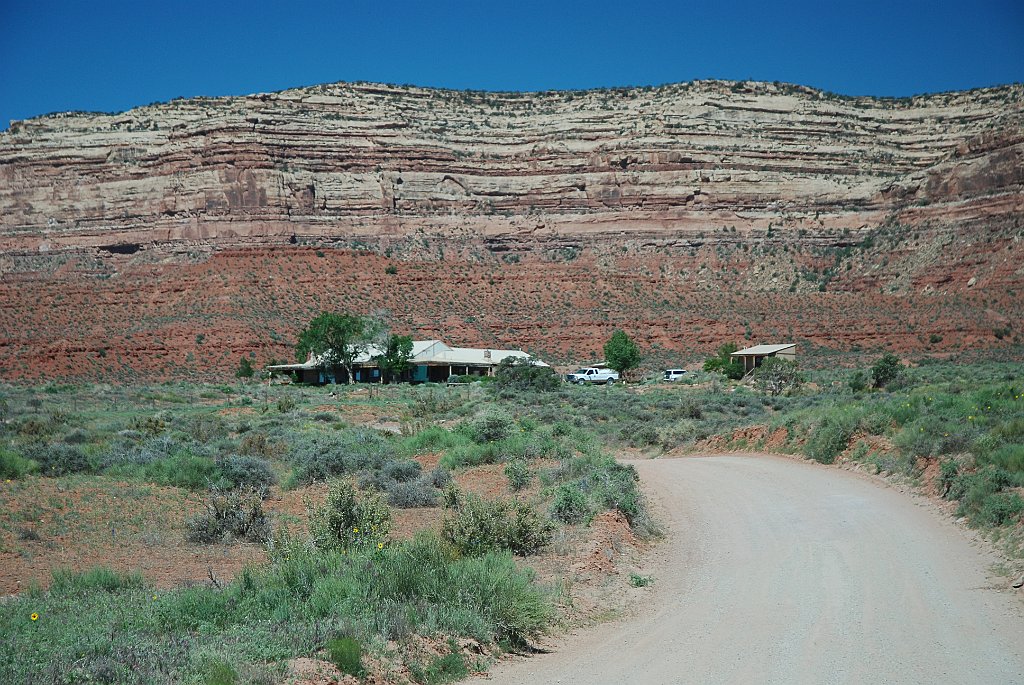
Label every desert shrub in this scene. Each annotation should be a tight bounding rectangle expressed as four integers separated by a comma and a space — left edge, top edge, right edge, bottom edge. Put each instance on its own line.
939, 459, 961, 498
805, 417, 855, 464
871, 353, 904, 389
197, 655, 240, 685
383, 459, 421, 482
411, 641, 468, 685
238, 432, 283, 459
215, 455, 277, 493
893, 417, 944, 457
977, 492, 1024, 527
63, 428, 90, 445
275, 395, 298, 413
428, 466, 453, 488
441, 493, 553, 556
848, 370, 868, 393
181, 414, 229, 443
981, 444, 1024, 473
288, 428, 396, 485
50, 567, 145, 595
551, 483, 590, 523
309, 478, 392, 551
753, 358, 803, 396
0, 447, 37, 479
621, 421, 659, 447
466, 408, 515, 443
186, 487, 272, 544
952, 466, 1024, 525
386, 479, 438, 508
504, 460, 530, 491
326, 636, 365, 678
21, 442, 93, 476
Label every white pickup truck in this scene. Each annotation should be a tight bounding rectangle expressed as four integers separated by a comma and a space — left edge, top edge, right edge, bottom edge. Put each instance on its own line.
566, 367, 619, 385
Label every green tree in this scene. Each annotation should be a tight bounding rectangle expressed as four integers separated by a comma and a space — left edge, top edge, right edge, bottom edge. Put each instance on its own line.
296, 312, 382, 384
603, 330, 641, 376
494, 356, 559, 391
753, 357, 802, 396
871, 353, 904, 389
235, 357, 254, 379
376, 334, 414, 383
703, 342, 744, 380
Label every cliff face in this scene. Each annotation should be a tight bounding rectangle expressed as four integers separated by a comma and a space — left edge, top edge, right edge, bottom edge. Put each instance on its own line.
1, 80, 1022, 379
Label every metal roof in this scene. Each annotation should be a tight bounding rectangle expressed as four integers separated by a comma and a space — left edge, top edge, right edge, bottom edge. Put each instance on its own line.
268, 340, 549, 370
731, 344, 796, 356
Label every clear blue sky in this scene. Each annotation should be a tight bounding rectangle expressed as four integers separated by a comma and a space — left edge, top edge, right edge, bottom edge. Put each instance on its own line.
1, 0, 1022, 130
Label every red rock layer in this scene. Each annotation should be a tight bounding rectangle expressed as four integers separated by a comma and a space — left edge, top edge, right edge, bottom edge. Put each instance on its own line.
0, 80, 1021, 379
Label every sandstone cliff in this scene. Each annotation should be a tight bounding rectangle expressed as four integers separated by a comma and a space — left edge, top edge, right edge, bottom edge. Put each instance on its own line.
1, 80, 1021, 379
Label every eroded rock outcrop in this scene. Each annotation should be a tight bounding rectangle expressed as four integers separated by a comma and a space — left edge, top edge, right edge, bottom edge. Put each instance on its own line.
0, 80, 1021, 379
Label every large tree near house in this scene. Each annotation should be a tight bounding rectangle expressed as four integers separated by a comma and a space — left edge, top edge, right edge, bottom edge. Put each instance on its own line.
296, 312, 382, 384
376, 334, 414, 383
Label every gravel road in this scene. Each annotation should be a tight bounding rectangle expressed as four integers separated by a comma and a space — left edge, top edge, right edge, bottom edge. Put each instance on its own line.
478, 455, 1024, 684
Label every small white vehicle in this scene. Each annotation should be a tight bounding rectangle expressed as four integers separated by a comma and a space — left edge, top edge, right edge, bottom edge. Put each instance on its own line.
566, 367, 620, 385
663, 369, 687, 382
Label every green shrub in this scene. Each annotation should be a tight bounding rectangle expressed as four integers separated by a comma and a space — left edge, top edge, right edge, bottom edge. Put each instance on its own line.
848, 370, 868, 393
0, 447, 37, 479
982, 444, 1024, 473
952, 466, 1024, 524
805, 418, 854, 464
551, 483, 590, 523
412, 643, 469, 685
441, 493, 553, 556
977, 492, 1024, 527
215, 455, 277, 493
383, 459, 422, 482
467, 408, 516, 443
288, 428, 397, 485
504, 460, 530, 491
22, 442, 92, 476
629, 573, 653, 588
198, 655, 239, 685
309, 478, 392, 551
621, 421, 659, 447
939, 459, 960, 498
871, 353, 904, 389
181, 414, 229, 443
326, 636, 365, 678
186, 487, 272, 544
386, 479, 438, 508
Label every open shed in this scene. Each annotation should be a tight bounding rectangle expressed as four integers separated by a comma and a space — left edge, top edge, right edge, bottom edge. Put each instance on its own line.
731, 343, 797, 374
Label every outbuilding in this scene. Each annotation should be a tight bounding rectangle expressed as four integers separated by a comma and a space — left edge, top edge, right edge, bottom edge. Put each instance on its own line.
730, 343, 797, 375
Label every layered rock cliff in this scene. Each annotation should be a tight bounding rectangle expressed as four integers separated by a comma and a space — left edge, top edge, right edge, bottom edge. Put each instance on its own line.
1, 80, 1021, 379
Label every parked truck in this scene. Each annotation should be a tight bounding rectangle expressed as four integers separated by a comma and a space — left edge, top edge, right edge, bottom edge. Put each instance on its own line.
565, 367, 619, 385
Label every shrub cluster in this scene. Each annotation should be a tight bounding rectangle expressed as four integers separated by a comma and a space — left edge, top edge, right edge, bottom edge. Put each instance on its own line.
309, 478, 392, 552
441, 490, 553, 556
186, 487, 272, 544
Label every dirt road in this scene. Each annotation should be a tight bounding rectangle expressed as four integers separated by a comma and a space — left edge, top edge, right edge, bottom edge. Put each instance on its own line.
479, 455, 1024, 684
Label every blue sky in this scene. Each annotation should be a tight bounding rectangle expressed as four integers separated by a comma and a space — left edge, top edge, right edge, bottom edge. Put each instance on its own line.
1, 0, 1022, 130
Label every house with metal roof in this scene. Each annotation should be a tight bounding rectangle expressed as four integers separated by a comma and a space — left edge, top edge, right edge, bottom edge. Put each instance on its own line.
730, 343, 797, 375
268, 340, 548, 384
